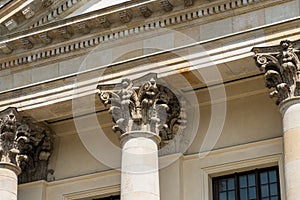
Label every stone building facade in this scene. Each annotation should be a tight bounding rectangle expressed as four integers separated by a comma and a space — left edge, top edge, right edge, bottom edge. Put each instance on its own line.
0, 0, 300, 199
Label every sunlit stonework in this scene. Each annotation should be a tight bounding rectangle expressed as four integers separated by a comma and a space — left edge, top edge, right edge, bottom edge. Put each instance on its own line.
98, 74, 186, 147
0, 108, 53, 183
252, 40, 300, 105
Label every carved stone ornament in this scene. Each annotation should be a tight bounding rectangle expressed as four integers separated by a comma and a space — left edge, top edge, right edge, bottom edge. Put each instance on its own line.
252, 40, 300, 105
98, 74, 186, 147
0, 108, 53, 184
39, 32, 52, 44
184, 0, 194, 7
98, 17, 111, 28
42, 0, 54, 8
20, 38, 34, 49
160, 0, 173, 12
140, 6, 153, 18
119, 10, 132, 24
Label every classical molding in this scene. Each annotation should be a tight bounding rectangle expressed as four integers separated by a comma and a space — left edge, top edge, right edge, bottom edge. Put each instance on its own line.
98, 74, 186, 147
279, 96, 300, 115
0, 107, 53, 184
0, 0, 289, 70
0, 0, 84, 32
0, 16, 298, 113
252, 39, 300, 105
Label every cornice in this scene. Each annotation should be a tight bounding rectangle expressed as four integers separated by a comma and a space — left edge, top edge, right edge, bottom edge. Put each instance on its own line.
0, 0, 86, 33
19, 0, 87, 31
0, 0, 290, 71
0, 0, 33, 24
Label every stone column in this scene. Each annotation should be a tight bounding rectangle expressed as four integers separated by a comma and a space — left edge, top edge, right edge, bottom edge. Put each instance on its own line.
121, 131, 160, 200
0, 107, 53, 200
98, 74, 185, 200
279, 98, 300, 199
0, 163, 20, 200
252, 40, 300, 200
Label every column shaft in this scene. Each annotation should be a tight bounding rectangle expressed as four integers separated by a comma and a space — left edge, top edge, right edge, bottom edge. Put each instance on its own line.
282, 102, 300, 200
0, 164, 20, 200
121, 136, 160, 200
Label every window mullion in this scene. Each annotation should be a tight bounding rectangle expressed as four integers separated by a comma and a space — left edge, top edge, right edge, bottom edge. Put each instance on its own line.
255, 169, 260, 200
235, 173, 239, 200
276, 167, 281, 199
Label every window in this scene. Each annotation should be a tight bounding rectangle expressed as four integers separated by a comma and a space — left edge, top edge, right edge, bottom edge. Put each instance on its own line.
213, 167, 280, 200
93, 195, 120, 200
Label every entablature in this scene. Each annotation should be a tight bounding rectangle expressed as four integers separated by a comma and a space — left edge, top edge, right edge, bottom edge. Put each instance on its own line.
1, 15, 297, 116
0, 0, 290, 71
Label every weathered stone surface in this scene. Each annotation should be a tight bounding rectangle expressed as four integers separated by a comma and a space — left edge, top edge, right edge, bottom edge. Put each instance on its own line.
252, 40, 300, 105
0, 107, 53, 184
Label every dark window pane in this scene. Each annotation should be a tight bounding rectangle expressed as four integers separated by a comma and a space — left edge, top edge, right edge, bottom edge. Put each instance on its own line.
270, 183, 278, 196
240, 188, 248, 200
228, 178, 235, 190
239, 175, 247, 188
219, 192, 227, 200
228, 191, 235, 200
94, 195, 120, 200
249, 187, 256, 199
260, 172, 268, 184
269, 171, 277, 183
271, 197, 279, 200
248, 174, 256, 186
213, 167, 280, 200
261, 184, 269, 198
219, 179, 227, 191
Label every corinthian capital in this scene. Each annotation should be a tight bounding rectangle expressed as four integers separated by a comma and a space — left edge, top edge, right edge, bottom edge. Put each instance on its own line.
0, 108, 53, 183
252, 40, 300, 105
98, 74, 186, 147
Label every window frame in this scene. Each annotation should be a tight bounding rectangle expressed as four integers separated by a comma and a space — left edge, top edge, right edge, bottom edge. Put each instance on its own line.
200, 154, 285, 200
93, 194, 120, 200
212, 166, 281, 200
62, 184, 120, 200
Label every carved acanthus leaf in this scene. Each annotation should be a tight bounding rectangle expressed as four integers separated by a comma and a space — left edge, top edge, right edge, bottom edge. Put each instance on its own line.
98, 74, 186, 147
252, 40, 300, 104
0, 108, 53, 184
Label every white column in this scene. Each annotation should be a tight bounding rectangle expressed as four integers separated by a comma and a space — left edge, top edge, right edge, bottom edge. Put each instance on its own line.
120, 131, 161, 200
280, 98, 300, 200
0, 163, 21, 200
98, 76, 183, 200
